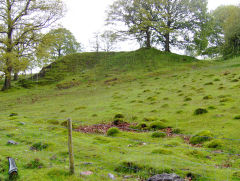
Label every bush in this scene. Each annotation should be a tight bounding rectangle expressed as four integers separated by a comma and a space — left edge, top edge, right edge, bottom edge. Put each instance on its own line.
47, 119, 59, 125
25, 158, 44, 169
9, 112, 18, 117
113, 118, 125, 126
149, 121, 167, 130
203, 95, 213, 100
234, 115, 240, 120
107, 127, 120, 136
151, 132, 166, 138
30, 142, 48, 151
143, 117, 157, 122
56, 80, 80, 90
114, 114, 124, 119
184, 97, 192, 101
233, 171, 240, 179
172, 128, 182, 134
194, 108, 208, 115
205, 140, 223, 149
18, 79, 35, 88
136, 122, 148, 130
190, 130, 213, 145
152, 148, 172, 155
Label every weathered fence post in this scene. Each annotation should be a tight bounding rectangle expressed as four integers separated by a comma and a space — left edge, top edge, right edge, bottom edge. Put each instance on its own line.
68, 118, 75, 175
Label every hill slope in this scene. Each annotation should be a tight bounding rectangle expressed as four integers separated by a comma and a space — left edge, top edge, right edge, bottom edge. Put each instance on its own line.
0, 50, 240, 180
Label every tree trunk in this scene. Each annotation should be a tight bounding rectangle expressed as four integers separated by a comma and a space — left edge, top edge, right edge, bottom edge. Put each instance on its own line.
14, 73, 19, 81
2, 67, 12, 91
164, 33, 170, 52
146, 30, 151, 48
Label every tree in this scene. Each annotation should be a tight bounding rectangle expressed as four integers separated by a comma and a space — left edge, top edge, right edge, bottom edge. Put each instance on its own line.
106, 0, 155, 48
202, 5, 240, 58
100, 30, 119, 52
0, 0, 65, 90
106, 0, 209, 52
38, 28, 81, 62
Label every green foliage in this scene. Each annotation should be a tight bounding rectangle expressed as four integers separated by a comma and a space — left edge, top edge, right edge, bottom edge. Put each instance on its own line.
234, 115, 240, 120
25, 158, 44, 169
107, 127, 120, 136
152, 148, 172, 155
56, 80, 81, 90
205, 140, 223, 149
0, 0, 64, 90
114, 114, 124, 119
190, 130, 213, 145
38, 28, 82, 63
149, 121, 167, 130
106, 0, 209, 52
136, 122, 149, 130
151, 132, 166, 138
194, 108, 208, 115
31, 142, 49, 151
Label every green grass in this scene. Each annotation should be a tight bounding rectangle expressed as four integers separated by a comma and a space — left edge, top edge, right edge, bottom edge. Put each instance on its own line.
0, 48, 240, 180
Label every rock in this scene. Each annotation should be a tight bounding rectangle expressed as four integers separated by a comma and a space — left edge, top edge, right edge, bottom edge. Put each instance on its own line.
19, 122, 26, 125
147, 173, 184, 181
80, 171, 93, 176
7, 140, 18, 145
108, 173, 115, 180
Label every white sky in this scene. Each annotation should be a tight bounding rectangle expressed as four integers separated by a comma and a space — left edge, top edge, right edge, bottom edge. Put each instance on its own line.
61, 0, 240, 51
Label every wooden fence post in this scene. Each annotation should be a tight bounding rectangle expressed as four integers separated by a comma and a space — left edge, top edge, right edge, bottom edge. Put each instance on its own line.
68, 118, 75, 175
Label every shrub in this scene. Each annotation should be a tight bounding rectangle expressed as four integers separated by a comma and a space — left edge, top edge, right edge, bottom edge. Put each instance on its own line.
114, 114, 124, 119
143, 117, 157, 122
151, 132, 166, 138
204, 82, 213, 85
56, 80, 80, 90
30, 142, 48, 151
113, 117, 126, 126
18, 79, 35, 88
208, 106, 216, 110
25, 158, 44, 169
47, 120, 59, 125
107, 127, 120, 136
234, 115, 240, 120
205, 140, 223, 149
203, 95, 213, 100
190, 130, 213, 145
214, 78, 220, 81
194, 108, 208, 115
136, 122, 148, 130
149, 121, 167, 130
9, 112, 18, 117
233, 171, 240, 179
184, 97, 192, 101
172, 128, 182, 134
152, 148, 172, 155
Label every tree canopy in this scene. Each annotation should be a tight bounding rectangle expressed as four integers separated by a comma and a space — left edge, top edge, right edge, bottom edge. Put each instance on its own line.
106, 0, 209, 52
0, 0, 65, 90
37, 28, 81, 64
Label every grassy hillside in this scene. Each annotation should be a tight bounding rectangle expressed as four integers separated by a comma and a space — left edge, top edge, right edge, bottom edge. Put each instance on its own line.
1, 49, 240, 180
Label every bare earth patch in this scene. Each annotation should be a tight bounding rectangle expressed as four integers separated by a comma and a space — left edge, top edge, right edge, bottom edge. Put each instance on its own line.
75, 122, 136, 134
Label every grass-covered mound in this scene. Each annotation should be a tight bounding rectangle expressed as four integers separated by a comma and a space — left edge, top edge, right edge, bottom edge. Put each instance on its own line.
1, 52, 240, 180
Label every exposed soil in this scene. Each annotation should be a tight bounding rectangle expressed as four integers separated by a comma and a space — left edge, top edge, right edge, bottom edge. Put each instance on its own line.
75, 122, 137, 134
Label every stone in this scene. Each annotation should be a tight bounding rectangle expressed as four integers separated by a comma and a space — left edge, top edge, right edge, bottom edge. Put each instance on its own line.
7, 140, 18, 145
108, 173, 115, 180
147, 173, 184, 181
19, 122, 26, 125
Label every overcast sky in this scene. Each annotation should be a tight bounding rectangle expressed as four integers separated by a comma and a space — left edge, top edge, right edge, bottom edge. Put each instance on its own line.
61, 0, 240, 51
